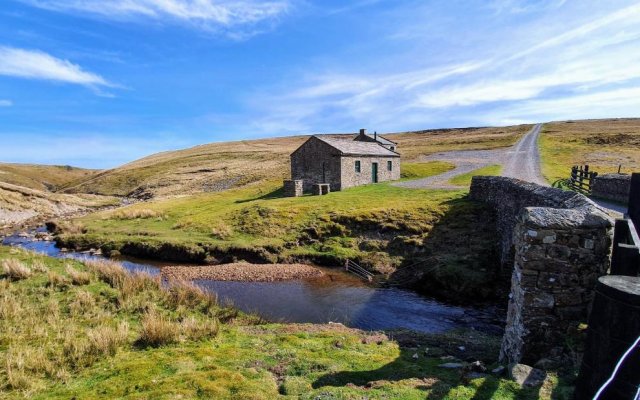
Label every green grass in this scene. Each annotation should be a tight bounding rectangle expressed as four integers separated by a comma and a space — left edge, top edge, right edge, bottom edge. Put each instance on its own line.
63, 181, 464, 268
449, 165, 503, 186
539, 119, 640, 184
400, 161, 456, 180
56, 180, 509, 300
0, 246, 572, 399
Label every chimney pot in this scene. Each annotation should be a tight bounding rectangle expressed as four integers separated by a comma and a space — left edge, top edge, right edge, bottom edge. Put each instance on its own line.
374, 131, 377, 140
359, 128, 366, 136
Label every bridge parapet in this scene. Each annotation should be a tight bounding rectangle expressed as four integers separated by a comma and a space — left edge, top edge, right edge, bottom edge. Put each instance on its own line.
470, 176, 613, 365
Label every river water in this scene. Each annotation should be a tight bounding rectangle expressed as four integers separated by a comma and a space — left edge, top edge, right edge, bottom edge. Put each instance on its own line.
2, 228, 503, 335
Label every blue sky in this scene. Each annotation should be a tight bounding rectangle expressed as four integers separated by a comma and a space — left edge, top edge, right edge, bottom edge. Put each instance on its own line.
1, 0, 639, 168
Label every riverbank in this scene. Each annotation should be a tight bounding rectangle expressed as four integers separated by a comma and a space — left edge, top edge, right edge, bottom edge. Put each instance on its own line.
0, 245, 572, 399
53, 181, 508, 305
161, 262, 324, 282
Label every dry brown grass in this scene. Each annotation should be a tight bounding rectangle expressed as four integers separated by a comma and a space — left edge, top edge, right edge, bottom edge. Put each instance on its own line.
31, 260, 48, 273
84, 259, 127, 288
47, 271, 70, 289
541, 118, 640, 182
165, 280, 218, 315
61, 125, 531, 198
111, 208, 165, 220
87, 322, 130, 356
69, 290, 96, 316
388, 125, 532, 161
0, 162, 98, 192
180, 316, 219, 341
0, 290, 22, 320
2, 259, 32, 280
138, 311, 180, 347
65, 264, 91, 286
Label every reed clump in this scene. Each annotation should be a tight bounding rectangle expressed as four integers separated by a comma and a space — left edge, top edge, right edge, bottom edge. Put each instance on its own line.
2, 259, 32, 280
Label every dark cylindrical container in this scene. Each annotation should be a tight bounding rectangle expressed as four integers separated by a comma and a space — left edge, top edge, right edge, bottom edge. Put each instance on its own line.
575, 275, 640, 400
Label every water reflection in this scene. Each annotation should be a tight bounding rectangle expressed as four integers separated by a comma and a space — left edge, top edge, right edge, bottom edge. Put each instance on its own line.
2, 230, 502, 334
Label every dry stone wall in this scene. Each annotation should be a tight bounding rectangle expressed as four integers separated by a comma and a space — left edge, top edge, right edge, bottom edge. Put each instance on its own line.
470, 176, 613, 365
591, 173, 631, 203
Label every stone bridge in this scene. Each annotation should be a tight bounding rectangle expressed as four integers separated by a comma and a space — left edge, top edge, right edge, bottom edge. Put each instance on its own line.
469, 176, 614, 365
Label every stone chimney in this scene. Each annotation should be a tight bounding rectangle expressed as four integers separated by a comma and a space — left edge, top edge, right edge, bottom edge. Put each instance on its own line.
359, 128, 367, 136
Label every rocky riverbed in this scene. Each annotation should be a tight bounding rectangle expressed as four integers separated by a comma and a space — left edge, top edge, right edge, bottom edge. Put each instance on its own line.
161, 262, 325, 282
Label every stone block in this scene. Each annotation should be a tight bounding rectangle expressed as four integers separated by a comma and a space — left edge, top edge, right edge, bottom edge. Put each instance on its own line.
283, 179, 303, 197
312, 183, 330, 196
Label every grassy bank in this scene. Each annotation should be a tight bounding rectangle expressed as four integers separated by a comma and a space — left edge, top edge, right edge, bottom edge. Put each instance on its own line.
56, 177, 504, 301
400, 161, 456, 180
0, 246, 573, 399
539, 119, 640, 184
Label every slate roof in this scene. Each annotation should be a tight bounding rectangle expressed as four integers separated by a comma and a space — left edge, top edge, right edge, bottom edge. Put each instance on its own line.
354, 133, 397, 146
314, 136, 400, 157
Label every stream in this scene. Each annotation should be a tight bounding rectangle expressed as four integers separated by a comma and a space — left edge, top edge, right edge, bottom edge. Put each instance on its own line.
2, 227, 504, 335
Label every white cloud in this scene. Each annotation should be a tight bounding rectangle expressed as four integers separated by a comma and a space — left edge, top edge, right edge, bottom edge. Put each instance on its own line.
0, 46, 113, 88
482, 87, 640, 125
488, 0, 567, 14
22, 0, 291, 34
245, 1, 640, 132
0, 99, 12, 107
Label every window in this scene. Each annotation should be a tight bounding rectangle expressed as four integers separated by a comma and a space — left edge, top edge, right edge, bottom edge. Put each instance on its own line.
355, 160, 361, 173
387, 161, 393, 171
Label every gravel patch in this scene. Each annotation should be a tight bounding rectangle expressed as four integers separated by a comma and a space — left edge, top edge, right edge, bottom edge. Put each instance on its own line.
161, 262, 325, 282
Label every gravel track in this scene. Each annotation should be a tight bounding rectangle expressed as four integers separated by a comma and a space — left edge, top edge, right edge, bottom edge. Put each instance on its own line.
395, 124, 545, 189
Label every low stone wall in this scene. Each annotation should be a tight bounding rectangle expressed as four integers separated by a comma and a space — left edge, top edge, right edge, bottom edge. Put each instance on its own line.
470, 176, 613, 365
591, 173, 631, 203
283, 180, 303, 197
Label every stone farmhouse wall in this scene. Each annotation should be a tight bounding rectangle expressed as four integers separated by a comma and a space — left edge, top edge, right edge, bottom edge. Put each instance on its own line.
470, 176, 613, 365
291, 137, 342, 192
340, 156, 400, 190
591, 173, 631, 203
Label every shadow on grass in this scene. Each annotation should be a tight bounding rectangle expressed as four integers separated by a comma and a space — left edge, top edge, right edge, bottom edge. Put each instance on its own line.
235, 187, 286, 203
311, 341, 547, 399
311, 344, 513, 399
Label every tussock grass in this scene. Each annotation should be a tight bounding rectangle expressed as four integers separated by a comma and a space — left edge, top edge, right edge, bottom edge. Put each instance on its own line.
84, 259, 127, 288
111, 208, 166, 220
165, 279, 218, 315
180, 316, 219, 341
69, 290, 96, 316
31, 259, 48, 273
2, 259, 32, 280
87, 322, 130, 356
65, 264, 91, 285
47, 270, 70, 289
0, 246, 569, 399
138, 311, 180, 347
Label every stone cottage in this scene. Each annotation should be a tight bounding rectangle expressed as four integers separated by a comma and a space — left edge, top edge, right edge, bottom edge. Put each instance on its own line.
289, 129, 400, 193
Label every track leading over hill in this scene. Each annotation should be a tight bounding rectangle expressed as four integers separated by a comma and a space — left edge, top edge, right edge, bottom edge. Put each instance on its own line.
395, 124, 546, 189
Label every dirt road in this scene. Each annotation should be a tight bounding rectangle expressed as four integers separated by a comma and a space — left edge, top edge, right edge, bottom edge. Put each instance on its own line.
395, 124, 546, 189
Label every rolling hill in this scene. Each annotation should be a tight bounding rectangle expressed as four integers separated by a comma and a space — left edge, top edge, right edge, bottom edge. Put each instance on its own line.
0, 163, 99, 192
61, 125, 532, 198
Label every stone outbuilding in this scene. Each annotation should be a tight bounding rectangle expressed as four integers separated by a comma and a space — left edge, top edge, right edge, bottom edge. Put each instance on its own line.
290, 129, 400, 193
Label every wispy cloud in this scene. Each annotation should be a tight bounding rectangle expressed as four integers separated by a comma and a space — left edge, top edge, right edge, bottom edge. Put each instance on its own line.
0, 99, 12, 107
0, 46, 114, 91
21, 0, 291, 36
488, 0, 567, 15
245, 1, 640, 132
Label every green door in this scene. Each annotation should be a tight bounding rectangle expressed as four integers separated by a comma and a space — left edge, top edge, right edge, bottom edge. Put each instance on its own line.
372, 162, 378, 183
